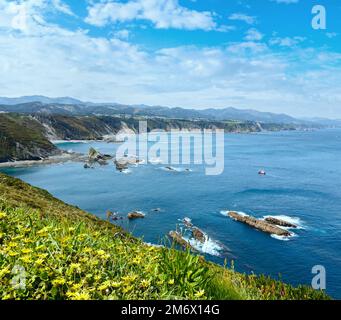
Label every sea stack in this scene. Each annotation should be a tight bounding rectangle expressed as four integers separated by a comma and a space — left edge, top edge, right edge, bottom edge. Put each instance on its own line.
127, 211, 145, 219
228, 211, 291, 237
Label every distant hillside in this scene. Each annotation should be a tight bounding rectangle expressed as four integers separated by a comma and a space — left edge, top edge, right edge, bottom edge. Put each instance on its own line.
0, 95, 316, 124
0, 96, 83, 105
0, 113, 301, 162
0, 114, 59, 162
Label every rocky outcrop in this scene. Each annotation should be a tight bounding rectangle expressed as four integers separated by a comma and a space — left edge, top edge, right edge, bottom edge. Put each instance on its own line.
114, 155, 143, 172
228, 211, 291, 237
84, 147, 113, 168
168, 231, 194, 250
183, 217, 193, 228
265, 217, 297, 228
127, 211, 145, 219
192, 227, 206, 243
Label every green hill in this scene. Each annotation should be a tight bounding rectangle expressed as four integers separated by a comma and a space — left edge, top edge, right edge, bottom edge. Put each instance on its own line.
0, 173, 329, 300
0, 114, 58, 162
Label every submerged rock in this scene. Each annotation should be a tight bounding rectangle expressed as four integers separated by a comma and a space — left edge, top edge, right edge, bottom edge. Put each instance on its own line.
228, 211, 291, 237
127, 211, 145, 219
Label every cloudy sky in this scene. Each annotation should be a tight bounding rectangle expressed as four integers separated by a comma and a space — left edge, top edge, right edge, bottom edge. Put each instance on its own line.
0, 0, 340, 118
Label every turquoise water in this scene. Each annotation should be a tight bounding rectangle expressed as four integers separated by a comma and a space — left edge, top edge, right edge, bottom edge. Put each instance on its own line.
2, 129, 341, 298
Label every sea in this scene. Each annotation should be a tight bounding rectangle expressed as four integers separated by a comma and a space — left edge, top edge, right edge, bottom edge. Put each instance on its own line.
2, 129, 341, 298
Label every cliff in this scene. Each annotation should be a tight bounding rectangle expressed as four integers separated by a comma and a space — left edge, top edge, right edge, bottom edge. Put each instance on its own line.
0, 114, 60, 162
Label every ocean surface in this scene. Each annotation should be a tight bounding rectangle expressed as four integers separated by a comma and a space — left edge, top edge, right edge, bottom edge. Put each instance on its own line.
2, 129, 341, 298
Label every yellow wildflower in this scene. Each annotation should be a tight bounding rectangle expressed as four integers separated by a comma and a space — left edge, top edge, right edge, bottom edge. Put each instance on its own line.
98, 280, 111, 291
21, 248, 33, 254
35, 258, 44, 266
7, 242, 18, 248
111, 281, 122, 288
8, 251, 19, 257
52, 278, 66, 287
122, 285, 134, 294
20, 255, 33, 263
82, 247, 93, 254
70, 291, 91, 300
0, 266, 10, 278
140, 279, 151, 288
168, 279, 175, 285
70, 263, 81, 273
0, 212, 7, 219
194, 289, 205, 298
96, 249, 106, 256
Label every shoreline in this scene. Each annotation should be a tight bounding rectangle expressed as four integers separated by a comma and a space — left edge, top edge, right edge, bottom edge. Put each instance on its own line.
0, 152, 87, 168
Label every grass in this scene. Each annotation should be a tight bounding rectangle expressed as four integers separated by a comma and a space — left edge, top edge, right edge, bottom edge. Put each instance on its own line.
0, 173, 330, 300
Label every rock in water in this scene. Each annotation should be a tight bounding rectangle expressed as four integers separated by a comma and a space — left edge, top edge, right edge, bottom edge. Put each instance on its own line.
228, 211, 291, 237
265, 217, 297, 228
183, 217, 193, 228
192, 227, 206, 243
127, 211, 145, 219
168, 231, 194, 250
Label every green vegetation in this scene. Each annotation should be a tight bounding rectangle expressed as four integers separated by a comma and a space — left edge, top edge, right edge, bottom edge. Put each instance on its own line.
0, 113, 300, 162
0, 114, 57, 162
0, 173, 330, 300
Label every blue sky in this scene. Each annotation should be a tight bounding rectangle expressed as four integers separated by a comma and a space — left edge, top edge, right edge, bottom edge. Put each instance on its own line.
0, 0, 340, 118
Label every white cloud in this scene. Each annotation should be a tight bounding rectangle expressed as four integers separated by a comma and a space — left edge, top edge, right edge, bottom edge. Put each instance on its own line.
269, 36, 305, 47
0, 0, 74, 33
244, 28, 263, 41
85, 0, 217, 31
326, 32, 338, 39
114, 29, 130, 40
0, 0, 341, 118
228, 13, 256, 25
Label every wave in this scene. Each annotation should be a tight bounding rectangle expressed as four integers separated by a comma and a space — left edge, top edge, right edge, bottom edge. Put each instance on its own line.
184, 235, 223, 257
220, 210, 249, 218
271, 233, 298, 241
121, 169, 132, 174
179, 218, 223, 256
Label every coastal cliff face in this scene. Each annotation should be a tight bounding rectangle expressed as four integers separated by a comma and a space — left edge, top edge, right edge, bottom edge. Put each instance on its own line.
0, 112, 299, 162
32, 114, 298, 140
0, 114, 60, 162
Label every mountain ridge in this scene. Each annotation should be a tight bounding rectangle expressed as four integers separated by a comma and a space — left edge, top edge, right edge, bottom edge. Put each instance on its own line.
0, 95, 318, 125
